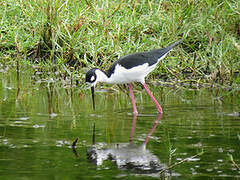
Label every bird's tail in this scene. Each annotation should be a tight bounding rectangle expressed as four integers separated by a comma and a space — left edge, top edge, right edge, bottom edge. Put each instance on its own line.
151, 39, 182, 62
167, 39, 183, 50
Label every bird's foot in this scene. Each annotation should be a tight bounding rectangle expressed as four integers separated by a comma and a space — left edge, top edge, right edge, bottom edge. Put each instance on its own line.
133, 111, 138, 116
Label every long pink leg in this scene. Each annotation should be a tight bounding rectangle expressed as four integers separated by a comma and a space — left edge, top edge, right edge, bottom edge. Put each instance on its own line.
129, 113, 137, 143
142, 83, 163, 113
128, 83, 138, 115
144, 113, 162, 145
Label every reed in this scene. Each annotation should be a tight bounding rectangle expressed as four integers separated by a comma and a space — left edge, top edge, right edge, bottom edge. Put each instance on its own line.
0, 0, 239, 86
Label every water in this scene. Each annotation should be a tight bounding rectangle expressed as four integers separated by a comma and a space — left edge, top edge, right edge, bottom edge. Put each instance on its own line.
0, 68, 240, 179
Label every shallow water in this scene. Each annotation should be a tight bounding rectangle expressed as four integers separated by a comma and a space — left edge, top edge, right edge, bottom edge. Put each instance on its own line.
0, 68, 240, 179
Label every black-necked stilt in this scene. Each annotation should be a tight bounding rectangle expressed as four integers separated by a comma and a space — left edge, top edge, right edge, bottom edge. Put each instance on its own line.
85, 40, 182, 114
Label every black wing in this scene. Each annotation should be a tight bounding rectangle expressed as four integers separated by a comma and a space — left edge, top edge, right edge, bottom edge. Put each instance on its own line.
106, 40, 182, 77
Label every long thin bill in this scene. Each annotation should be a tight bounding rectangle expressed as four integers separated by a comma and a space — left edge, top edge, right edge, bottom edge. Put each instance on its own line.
91, 86, 95, 110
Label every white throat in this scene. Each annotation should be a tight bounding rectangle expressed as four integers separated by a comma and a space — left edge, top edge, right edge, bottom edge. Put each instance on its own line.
95, 69, 109, 83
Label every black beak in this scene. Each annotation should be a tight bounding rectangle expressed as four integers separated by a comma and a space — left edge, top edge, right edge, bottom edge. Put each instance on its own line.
91, 86, 95, 110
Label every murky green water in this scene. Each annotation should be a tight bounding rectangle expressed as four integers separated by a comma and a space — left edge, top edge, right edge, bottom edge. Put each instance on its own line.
0, 68, 240, 179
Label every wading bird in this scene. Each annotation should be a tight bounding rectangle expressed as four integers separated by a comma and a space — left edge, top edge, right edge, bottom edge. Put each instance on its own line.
85, 40, 182, 114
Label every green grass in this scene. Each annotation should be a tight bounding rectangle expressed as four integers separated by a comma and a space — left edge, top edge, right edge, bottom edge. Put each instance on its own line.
0, 0, 240, 87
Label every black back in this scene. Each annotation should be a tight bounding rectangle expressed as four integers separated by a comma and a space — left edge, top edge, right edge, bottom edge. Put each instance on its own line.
106, 40, 182, 77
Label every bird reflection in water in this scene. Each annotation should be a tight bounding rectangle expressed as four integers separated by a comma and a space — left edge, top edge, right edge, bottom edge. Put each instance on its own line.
86, 113, 166, 174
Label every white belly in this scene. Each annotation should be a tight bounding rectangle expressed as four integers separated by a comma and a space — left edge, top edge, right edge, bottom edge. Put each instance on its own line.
107, 63, 156, 84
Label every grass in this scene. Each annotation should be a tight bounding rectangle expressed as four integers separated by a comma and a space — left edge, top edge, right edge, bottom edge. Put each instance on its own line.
0, 0, 240, 87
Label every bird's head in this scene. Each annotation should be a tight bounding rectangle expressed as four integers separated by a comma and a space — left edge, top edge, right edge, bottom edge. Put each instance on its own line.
85, 68, 99, 110
85, 68, 98, 87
